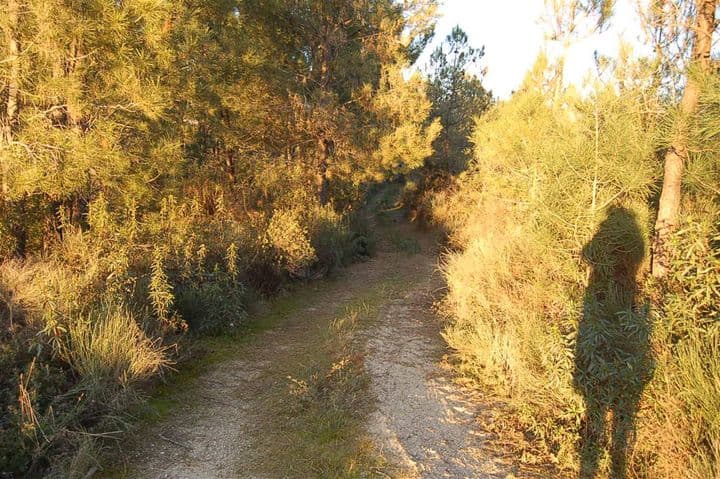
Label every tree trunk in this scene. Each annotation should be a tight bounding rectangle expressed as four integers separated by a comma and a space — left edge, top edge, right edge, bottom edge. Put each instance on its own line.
652, 0, 717, 277
1, 0, 26, 257
316, 138, 331, 206
224, 150, 237, 184
1, 0, 21, 196
314, 28, 334, 206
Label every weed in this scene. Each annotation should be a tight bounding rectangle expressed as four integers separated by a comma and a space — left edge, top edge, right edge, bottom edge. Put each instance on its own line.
68, 306, 170, 387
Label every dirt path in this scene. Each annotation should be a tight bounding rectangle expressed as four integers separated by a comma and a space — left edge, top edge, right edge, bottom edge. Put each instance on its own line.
104, 211, 530, 479
363, 220, 517, 479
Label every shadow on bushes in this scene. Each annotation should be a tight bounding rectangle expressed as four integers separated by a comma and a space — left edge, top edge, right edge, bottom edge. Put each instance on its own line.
574, 206, 654, 479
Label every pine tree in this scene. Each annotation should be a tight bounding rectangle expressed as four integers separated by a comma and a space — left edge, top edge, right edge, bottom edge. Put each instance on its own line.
576, 0, 719, 277
651, 0, 717, 277
427, 26, 491, 173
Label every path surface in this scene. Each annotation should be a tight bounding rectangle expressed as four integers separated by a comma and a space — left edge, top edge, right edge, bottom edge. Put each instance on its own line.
364, 251, 509, 478
105, 212, 532, 478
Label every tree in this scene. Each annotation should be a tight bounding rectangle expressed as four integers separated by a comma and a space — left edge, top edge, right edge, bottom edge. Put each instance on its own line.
578, 0, 719, 277
0, 0, 178, 256
0, 0, 441, 257
0, 0, 22, 254
245, 0, 440, 205
0, 2, 444, 473
372, 65, 441, 176
427, 26, 491, 174
651, 0, 717, 277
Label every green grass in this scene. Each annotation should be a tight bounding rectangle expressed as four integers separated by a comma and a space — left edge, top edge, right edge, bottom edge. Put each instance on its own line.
389, 234, 422, 254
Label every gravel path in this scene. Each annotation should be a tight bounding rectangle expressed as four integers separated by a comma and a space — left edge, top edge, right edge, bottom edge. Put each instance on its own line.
365, 228, 514, 479
104, 213, 536, 478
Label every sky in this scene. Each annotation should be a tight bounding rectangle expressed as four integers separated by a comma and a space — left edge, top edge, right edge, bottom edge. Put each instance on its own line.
418, 0, 652, 99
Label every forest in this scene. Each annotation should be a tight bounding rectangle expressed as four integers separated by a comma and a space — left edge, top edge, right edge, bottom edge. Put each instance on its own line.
0, 0, 718, 478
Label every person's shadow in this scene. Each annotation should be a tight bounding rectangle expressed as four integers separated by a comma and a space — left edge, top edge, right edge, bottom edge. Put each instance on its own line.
574, 206, 654, 479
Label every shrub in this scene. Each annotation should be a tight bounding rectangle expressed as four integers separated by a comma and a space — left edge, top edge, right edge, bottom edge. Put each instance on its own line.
434, 83, 658, 475
265, 208, 318, 276
175, 277, 246, 334
638, 208, 720, 479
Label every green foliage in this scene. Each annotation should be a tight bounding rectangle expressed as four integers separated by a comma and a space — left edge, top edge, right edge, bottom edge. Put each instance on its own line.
372, 66, 442, 175
640, 208, 720, 478
149, 248, 184, 332
685, 71, 720, 196
175, 278, 246, 335
268, 303, 388, 478
265, 209, 318, 276
434, 77, 658, 474
389, 234, 422, 254
0, 0, 441, 474
434, 48, 720, 478
659, 206, 720, 340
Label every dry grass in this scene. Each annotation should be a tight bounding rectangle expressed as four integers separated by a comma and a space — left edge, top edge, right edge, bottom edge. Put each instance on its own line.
0, 191, 372, 476
68, 306, 170, 387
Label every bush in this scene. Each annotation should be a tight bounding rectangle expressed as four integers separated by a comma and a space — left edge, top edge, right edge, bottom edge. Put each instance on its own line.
638, 208, 720, 479
434, 83, 658, 475
265, 208, 318, 276
434, 64, 720, 477
175, 277, 246, 335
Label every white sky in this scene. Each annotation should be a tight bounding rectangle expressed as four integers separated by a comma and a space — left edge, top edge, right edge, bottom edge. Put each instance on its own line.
419, 0, 652, 98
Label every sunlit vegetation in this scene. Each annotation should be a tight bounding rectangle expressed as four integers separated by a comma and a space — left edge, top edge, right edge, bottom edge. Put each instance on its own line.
0, 1, 439, 475
429, 2, 720, 477
2, 0, 719, 477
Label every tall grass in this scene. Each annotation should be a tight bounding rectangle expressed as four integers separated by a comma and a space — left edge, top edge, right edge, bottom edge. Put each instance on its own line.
68, 306, 169, 387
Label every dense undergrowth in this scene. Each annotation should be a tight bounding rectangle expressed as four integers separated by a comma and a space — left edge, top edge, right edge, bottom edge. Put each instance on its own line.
2, 1, 718, 477
430, 61, 720, 478
0, 188, 377, 476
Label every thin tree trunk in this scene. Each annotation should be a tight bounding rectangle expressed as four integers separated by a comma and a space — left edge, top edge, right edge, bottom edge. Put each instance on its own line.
224, 150, 237, 184
2, 0, 21, 196
314, 27, 334, 206
316, 138, 331, 206
652, 0, 717, 277
1, 0, 26, 257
